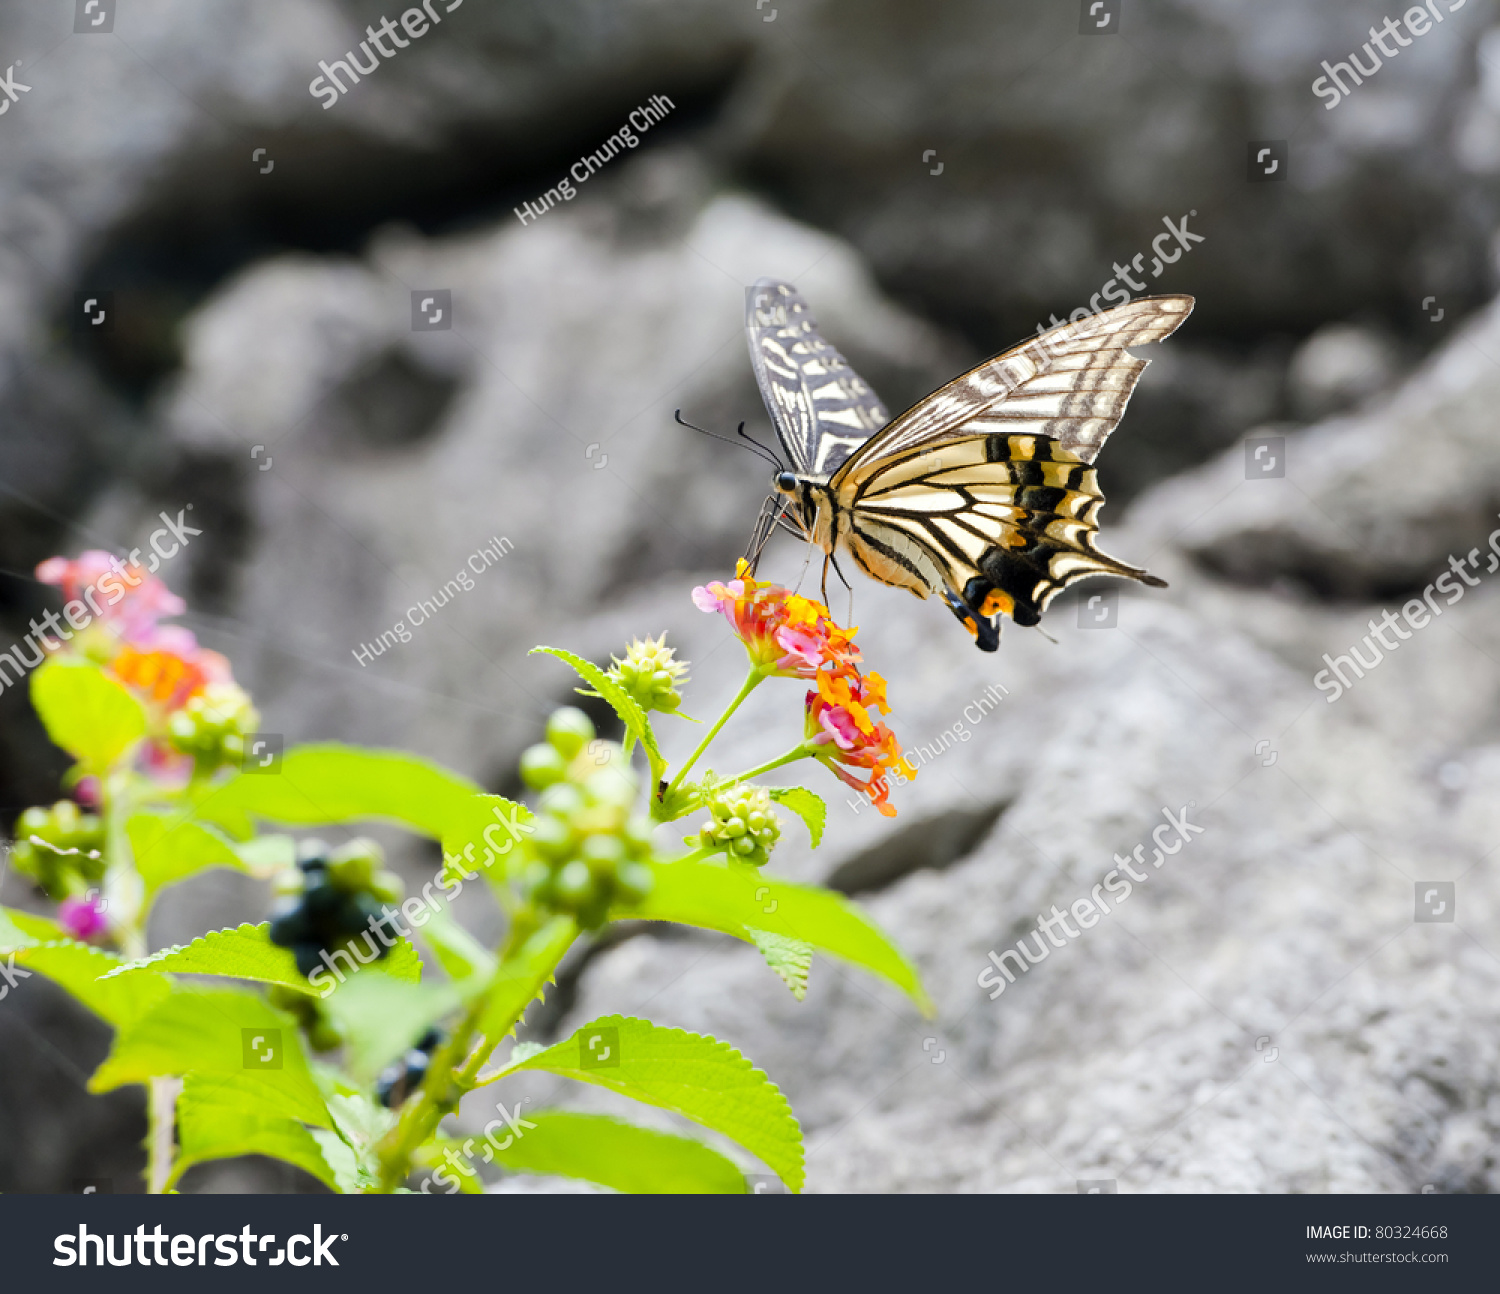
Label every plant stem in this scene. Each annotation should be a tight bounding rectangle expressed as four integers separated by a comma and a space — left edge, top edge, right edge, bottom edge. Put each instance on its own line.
146, 1076, 182, 1194
727, 744, 817, 784
661, 669, 765, 810
374, 918, 577, 1192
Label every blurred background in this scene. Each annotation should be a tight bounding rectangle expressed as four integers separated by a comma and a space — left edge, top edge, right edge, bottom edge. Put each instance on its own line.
3, 0, 1499, 1193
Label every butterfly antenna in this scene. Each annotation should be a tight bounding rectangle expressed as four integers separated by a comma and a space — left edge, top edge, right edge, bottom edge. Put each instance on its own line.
675, 410, 782, 471
736, 421, 784, 471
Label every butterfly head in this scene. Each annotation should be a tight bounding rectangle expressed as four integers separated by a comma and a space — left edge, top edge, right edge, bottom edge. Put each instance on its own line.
774, 471, 798, 494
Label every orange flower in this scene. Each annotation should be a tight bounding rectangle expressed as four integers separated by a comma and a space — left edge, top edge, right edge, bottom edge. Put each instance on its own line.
693, 561, 861, 679
110, 636, 230, 711
805, 668, 915, 817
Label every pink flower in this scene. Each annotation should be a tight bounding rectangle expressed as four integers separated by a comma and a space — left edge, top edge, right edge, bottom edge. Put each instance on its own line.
804, 669, 914, 818
36, 550, 185, 646
692, 561, 861, 679
58, 895, 109, 942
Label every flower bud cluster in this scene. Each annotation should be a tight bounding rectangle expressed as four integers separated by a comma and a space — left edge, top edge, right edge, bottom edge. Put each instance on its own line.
607, 633, 688, 714
165, 681, 260, 773
693, 782, 781, 868
517, 708, 654, 930
10, 800, 106, 899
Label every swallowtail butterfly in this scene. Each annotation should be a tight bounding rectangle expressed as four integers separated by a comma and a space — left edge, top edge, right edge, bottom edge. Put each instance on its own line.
743, 279, 1193, 651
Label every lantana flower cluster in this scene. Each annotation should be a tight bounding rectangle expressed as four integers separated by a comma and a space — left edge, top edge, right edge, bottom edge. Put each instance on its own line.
35, 550, 257, 779
693, 562, 915, 817
11, 551, 259, 939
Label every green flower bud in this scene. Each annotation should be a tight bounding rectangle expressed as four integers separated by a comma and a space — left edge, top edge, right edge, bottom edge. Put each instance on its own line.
554, 860, 596, 908
328, 838, 381, 892
520, 743, 568, 791
546, 707, 595, 759
615, 861, 654, 904
528, 816, 577, 862
695, 783, 781, 868
370, 870, 404, 905
580, 833, 627, 874
538, 783, 585, 820
607, 633, 689, 715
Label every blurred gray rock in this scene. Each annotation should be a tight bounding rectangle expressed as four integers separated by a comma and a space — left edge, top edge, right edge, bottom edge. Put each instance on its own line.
1135, 293, 1500, 598
1288, 322, 1399, 420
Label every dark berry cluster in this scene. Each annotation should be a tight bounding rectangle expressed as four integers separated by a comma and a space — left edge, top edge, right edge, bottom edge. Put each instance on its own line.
517, 708, 654, 930
10, 800, 105, 899
375, 1027, 444, 1108
268, 838, 403, 978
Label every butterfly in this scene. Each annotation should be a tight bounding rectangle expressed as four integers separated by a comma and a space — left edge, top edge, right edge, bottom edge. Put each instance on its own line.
740, 278, 1193, 651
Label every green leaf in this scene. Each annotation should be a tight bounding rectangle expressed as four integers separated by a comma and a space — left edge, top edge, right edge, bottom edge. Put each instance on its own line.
90, 986, 332, 1128
234, 833, 297, 875
475, 916, 577, 1045
14, 941, 174, 1028
0, 905, 66, 953
746, 928, 812, 1001
435, 1112, 747, 1194
126, 813, 247, 902
321, 973, 461, 1086
171, 1077, 340, 1191
621, 860, 933, 1016
103, 921, 422, 994
530, 647, 662, 762
498, 1014, 803, 1191
193, 745, 481, 839
768, 787, 826, 848
416, 904, 496, 983
439, 794, 534, 890
30, 658, 147, 771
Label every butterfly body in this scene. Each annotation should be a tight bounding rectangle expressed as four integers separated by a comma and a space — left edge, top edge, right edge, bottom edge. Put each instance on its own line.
746, 279, 1191, 651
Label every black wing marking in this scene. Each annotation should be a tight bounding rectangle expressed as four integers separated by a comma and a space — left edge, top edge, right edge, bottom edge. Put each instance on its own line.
831, 295, 1194, 488
745, 278, 890, 477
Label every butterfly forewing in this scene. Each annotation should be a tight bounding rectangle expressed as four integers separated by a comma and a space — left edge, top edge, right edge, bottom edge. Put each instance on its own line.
832, 295, 1193, 480
745, 279, 890, 476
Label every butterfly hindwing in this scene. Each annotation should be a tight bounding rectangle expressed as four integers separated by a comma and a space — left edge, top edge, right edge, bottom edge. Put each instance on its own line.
746, 279, 890, 476
836, 433, 1163, 649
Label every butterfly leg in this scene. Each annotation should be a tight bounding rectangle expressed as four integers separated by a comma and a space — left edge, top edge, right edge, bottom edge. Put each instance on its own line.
827, 553, 855, 625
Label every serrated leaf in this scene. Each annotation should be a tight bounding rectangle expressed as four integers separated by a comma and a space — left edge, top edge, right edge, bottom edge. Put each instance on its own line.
126, 812, 247, 902
90, 986, 332, 1128
0, 905, 66, 953
102, 922, 422, 994
767, 787, 826, 848
439, 794, 534, 891
171, 1077, 340, 1191
433, 1112, 747, 1194
14, 941, 174, 1029
746, 928, 812, 1001
192, 745, 481, 839
619, 860, 933, 1016
499, 1014, 803, 1191
30, 658, 147, 771
531, 647, 661, 761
